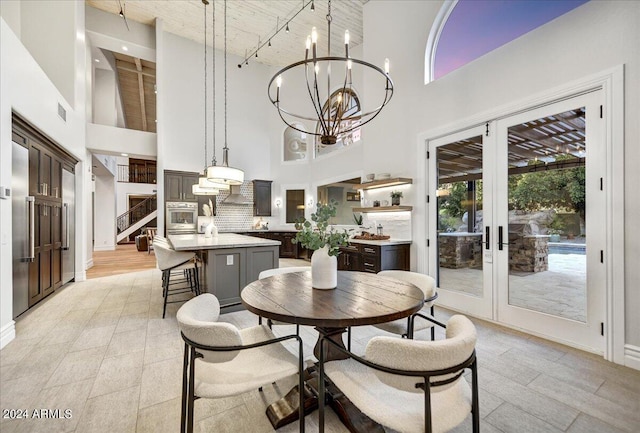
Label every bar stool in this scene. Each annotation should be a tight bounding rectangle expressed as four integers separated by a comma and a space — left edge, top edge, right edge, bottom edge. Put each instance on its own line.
154, 239, 200, 318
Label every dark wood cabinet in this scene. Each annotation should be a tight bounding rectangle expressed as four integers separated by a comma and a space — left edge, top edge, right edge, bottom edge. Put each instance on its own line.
242, 231, 299, 259
279, 233, 297, 258
14, 115, 76, 310
28, 143, 61, 200
338, 244, 361, 271
253, 180, 272, 216
338, 243, 410, 273
164, 170, 199, 202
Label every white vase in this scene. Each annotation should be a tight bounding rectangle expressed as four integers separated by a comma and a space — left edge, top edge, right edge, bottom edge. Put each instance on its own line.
311, 245, 337, 289
204, 221, 218, 238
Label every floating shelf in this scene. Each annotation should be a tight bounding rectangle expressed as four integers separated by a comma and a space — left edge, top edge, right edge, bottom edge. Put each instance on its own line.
353, 206, 413, 213
354, 177, 413, 190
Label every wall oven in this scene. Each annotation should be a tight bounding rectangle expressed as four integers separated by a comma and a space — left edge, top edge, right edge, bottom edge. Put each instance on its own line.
166, 202, 198, 234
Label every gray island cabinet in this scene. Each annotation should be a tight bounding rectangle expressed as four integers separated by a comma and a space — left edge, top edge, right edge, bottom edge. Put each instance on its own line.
168, 233, 280, 308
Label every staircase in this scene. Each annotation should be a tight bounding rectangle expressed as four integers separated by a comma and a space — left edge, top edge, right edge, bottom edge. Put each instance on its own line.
116, 195, 157, 243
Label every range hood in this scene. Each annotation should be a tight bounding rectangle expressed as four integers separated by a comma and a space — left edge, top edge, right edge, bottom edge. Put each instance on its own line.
221, 184, 253, 205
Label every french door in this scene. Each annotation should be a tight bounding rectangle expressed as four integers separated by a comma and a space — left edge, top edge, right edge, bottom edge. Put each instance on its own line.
429, 91, 605, 353
429, 125, 494, 319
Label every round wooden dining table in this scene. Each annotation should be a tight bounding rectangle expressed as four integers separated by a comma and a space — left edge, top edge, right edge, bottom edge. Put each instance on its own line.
241, 270, 425, 361
241, 270, 425, 432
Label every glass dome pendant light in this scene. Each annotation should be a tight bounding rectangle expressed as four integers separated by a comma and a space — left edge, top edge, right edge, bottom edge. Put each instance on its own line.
194, 0, 226, 195
207, 0, 244, 186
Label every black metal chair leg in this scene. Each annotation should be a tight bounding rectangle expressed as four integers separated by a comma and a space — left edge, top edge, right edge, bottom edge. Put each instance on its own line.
181, 342, 189, 433
430, 305, 436, 341
347, 327, 351, 351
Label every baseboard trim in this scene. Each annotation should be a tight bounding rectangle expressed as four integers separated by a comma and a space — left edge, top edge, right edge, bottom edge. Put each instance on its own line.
624, 344, 640, 371
86, 258, 94, 269
93, 245, 115, 252
75, 271, 87, 282
0, 321, 16, 349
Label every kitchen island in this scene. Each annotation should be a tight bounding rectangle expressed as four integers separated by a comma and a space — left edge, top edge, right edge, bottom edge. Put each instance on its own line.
168, 233, 281, 308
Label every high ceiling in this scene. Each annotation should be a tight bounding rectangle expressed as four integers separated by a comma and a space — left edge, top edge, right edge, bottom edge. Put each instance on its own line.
85, 0, 367, 67
112, 52, 156, 133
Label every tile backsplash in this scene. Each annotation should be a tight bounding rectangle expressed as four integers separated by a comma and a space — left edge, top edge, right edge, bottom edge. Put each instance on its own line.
212, 181, 255, 231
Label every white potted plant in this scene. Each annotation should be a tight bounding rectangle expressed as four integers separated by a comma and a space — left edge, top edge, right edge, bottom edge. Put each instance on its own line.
293, 200, 350, 289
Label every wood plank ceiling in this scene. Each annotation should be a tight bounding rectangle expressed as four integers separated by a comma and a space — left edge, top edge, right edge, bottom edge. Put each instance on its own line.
85, 0, 367, 67
438, 108, 586, 183
112, 52, 157, 133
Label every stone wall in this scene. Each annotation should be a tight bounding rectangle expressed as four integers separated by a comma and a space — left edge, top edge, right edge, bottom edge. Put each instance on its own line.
439, 233, 483, 269
508, 234, 549, 273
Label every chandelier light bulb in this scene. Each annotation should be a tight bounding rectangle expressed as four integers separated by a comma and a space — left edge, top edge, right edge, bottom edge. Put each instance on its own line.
267, 0, 394, 147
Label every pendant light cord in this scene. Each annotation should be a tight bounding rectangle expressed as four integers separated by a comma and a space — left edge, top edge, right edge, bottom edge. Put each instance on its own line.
203, 0, 208, 171
224, 0, 228, 152
212, 0, 217, 166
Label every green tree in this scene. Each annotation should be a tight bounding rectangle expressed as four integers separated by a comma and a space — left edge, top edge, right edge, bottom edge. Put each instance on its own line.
509, 157, 585, 217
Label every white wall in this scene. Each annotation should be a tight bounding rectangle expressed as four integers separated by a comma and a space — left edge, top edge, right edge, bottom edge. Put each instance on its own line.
93, 174, 116, 251
87, 123, 157, 158
0, 0, 20, 36
0, 0, 88, 348
360, 1, 640, 350
156, 29, 273, 232
20, 0, 76, 106
93, 68, 117, 126
116, 183, 157, 218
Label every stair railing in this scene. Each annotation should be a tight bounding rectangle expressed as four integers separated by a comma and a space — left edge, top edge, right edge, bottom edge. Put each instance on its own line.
116, 194, 157, 234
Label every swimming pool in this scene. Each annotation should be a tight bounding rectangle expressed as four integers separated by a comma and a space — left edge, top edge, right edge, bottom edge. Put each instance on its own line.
548, 243, 586, 255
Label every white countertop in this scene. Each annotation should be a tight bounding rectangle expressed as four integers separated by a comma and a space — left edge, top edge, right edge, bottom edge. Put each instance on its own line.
349, 239, 412, 246
168, 233, 281, 251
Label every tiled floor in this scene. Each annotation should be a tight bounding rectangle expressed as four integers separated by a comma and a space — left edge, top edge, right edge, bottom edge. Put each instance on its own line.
1, 268, 639, 433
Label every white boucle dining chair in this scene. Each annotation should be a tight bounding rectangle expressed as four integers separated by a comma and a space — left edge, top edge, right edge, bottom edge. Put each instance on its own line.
375, 270, 439, 340
154, 240, 200, 318
318, 314, 479, 433
177, 293, 306, 433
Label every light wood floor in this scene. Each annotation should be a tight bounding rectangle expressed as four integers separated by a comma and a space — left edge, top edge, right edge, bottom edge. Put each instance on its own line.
87, 244, 156, 279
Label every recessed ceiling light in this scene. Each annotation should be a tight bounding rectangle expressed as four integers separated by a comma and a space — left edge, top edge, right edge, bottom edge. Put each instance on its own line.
94, 58, 100, 63
121, 153, 129, 157
122, 46, 128, 51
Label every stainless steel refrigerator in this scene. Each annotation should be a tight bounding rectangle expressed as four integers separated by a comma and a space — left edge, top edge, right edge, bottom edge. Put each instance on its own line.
12, 141, 33, 318
61, 167, 75, 285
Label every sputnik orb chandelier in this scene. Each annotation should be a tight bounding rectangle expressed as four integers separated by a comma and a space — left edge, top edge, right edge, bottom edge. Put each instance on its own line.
268, 0, 394, 145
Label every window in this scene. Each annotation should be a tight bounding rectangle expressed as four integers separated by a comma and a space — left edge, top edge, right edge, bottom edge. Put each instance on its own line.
425, 0, 589, 83
285, 189, 306, 223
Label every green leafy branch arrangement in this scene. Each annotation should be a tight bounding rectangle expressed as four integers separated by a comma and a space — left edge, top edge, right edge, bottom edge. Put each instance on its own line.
293, 200, 350, 257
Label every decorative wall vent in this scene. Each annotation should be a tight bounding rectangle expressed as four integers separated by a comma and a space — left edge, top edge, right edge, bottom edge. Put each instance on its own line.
57, 103, 67, 122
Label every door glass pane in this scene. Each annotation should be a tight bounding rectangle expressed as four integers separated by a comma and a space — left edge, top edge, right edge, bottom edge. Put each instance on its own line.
436, 135, 483, 296
506, 107, 586, 322
286, 190, 305, 223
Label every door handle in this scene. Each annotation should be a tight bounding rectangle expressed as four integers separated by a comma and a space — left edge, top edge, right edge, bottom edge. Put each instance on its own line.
483, 226, 490, 249
27, 196, 35, 261
497, 226, 513, 250
62, 203, 70, 250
